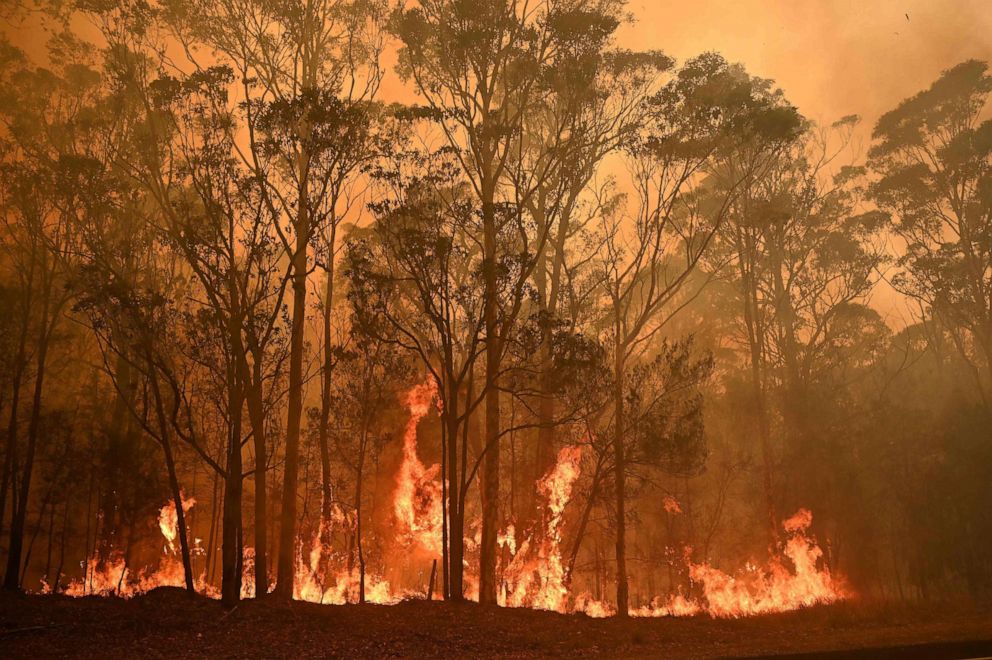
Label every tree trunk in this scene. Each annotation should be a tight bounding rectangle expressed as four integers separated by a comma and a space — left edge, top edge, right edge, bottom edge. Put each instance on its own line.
0, 267, 31, 553
221, 415, 244, 606
566, 457, 603, 588
356, 422, 367, 604
4, 299, 51, 591
480, 191, 500, 605
444, 382, 464, 601
276, 201, 310, 599
318, 236, 336, 569
613, 337, 629, 617
246, 365, 268, 596
738, 228, 778, 544
148, 363, 196, 595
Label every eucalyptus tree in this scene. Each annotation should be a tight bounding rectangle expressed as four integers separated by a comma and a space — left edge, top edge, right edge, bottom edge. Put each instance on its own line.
709, 116, 887, 536
164, 0, 388, 598
869, 59, 992, 406
593, 53, 803, 615
516, 44, 671, 517
392, 0, 662, 602
0, 43, 96, 590
348, 142, 486, 600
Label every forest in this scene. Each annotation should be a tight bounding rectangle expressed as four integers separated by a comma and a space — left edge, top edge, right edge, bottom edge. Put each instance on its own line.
0, 0, 991, 655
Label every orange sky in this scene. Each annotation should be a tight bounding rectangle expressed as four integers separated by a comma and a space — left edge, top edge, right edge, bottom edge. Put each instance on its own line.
10, 1, 990, 126
5, 0, 990, 326
622, 0, 992, 128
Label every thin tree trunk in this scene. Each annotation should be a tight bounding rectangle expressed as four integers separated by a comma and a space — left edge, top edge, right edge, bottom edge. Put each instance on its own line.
221, 404, 244, 606
480, 189, 500, 605
318, 226, 337, 565
0, 257, 33, 547
4, 294, 51, 591
53, 498, 68, 592
148, 364, 196, 594
445, 380, 464, 601
566, 457, 603, 587
356, 421, 367, 604
246, 367, 268, 596
613, 336, 629, 617
276, 199, 309, 599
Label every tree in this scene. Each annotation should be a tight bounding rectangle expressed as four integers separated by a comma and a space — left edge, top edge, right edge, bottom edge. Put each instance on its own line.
166, 0, 387, 599
348, 151, 486, 600
392, 0, 656, 604
0, 47, 91, 590
869, 59, 992, 406
709, 116, 886, 539
593, 52, 802, 615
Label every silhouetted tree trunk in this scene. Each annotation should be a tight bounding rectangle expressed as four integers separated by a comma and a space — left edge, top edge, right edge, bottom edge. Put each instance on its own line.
147, 360, 195, 595
276, 204, 309, 599
318, 229, 337, 567
245, 363, 268, 596
4, 260, 57, 591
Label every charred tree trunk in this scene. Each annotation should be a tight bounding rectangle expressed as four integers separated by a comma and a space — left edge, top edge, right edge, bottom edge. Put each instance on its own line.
147, 363, 196, 595
480, 190, 500, 605
566, 456, 604, 587
221, 407, 244, 606
612, 339, 629, 617
0, 272, 31, 548
356, 420, 367, 604
444, 379, 464, 601
4, 284, 52, 591
317, 238, 336, 569
245, 363, 268, 596
276, 195, 310, 599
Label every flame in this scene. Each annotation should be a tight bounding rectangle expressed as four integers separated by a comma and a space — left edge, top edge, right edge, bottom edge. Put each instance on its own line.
55, 497, 198, 598
631, 508, 848, 618
158, 493, 196, 554
501, 445, 583, 613
40, 404, 849, 618
393, 378, 444, 555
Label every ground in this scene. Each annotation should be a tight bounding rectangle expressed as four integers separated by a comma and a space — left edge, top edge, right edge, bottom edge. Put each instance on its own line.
1, 589, 990, 658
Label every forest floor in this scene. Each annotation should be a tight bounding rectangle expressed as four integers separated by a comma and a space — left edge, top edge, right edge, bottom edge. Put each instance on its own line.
1, 588, 991, 659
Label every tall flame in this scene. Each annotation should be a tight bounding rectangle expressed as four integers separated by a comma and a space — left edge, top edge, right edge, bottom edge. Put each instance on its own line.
501, 445, 583, 613
393, 378, 443, 555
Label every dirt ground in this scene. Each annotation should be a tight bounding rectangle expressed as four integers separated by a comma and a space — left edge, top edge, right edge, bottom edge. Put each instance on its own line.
1, 588, 990, 659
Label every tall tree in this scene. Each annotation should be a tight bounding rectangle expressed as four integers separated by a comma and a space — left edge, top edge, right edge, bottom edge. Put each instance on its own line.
392, 0, 647, 603
869, 59, 992, 405
167, 0, 387, 598
594, 53, 802, 615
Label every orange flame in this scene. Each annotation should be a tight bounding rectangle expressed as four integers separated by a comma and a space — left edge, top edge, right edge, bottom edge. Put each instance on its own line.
501, 445, 583, 613
42, 411, 849, 619
393, 378, 443, 555
54, 497, 198, 598
631, 508, 848, 618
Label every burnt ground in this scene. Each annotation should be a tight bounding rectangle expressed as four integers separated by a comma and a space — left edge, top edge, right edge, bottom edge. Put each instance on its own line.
0, 589, 990, 659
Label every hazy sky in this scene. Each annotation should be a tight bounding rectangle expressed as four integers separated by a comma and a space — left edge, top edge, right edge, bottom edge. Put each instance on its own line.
616, 0, 992, 326
7, 1, 990, 131
5, 0, 991, 325
623, 0, 992, 127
